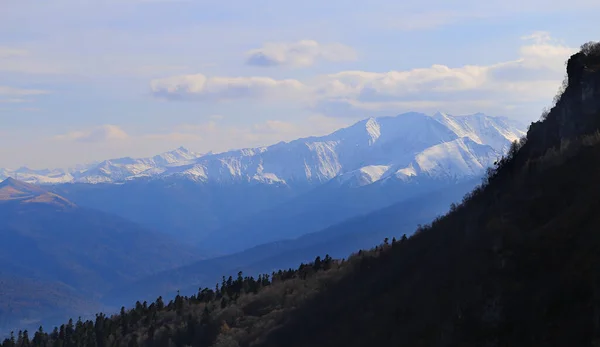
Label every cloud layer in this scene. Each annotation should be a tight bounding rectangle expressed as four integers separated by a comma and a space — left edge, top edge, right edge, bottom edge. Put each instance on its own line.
0, 86, 49, 96
151, 74, 308, 101
245, 40, 357, 67
0, 47, 28, 59
55, 125, 129, 143
151, 32, 575, 117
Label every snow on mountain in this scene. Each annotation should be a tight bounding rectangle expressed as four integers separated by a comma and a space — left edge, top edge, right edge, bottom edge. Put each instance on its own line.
335, 137, 499, 186
433, 112, 526, 152
0, 167, 74, 185
0, 112, 526, 186
401, 137, 499, 179
151, 146, 200, 166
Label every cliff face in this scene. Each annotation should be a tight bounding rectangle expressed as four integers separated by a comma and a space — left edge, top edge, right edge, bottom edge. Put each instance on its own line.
523, 43, 600, 160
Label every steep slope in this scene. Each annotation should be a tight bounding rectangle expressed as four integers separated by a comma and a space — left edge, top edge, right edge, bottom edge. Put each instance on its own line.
259, 137, 600, 347
253, 42, 600, 347
434, 111, 525, 152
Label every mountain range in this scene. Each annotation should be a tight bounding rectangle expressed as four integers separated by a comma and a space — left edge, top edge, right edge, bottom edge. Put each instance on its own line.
0, 112, 524, 186
0, 178, 201, 333
1, 112, 525, 250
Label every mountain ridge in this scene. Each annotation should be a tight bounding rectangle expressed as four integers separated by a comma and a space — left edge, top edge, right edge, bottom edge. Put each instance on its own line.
0, 178, 202, 333
0, 112, 525, 186
0, 177, 75, 207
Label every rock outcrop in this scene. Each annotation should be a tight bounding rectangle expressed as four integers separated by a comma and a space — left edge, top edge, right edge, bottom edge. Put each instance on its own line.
523, 42, 600, 161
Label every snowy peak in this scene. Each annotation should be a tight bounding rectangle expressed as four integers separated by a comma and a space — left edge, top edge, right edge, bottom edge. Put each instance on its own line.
433, 112, 526, 152
0, 113, 526, 186
0, 168, 73, 185
407, 137, 498, 179
330, 112, 524, 187
364, 117, 381, 145
152, 146, 201, 166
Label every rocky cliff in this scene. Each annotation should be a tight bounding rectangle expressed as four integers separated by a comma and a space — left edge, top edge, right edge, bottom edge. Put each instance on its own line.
523, 42, 600, 161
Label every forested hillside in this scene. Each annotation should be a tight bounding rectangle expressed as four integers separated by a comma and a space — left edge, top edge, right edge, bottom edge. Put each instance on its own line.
258, 41, 600, 347
2, 42, 599, 347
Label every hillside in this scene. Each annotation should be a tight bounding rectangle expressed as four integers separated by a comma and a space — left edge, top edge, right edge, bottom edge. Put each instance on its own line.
255, 41, 600, 347
4, 42, 597, 347
203, 173, 479, 253
0, 178, 201, 333
51, 179, 295, 243
104, 178, 479, 306
0, 277, 99, 337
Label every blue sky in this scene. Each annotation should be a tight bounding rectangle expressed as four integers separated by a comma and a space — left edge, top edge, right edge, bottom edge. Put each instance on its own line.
1, 0, 599, 168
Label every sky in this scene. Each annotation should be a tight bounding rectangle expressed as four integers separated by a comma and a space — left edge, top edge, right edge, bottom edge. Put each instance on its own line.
1, 0, 599, 169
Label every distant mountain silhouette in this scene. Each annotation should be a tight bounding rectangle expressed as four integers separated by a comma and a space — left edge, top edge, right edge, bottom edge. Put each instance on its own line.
0, 178, 201, 334
106, 179, 479, 305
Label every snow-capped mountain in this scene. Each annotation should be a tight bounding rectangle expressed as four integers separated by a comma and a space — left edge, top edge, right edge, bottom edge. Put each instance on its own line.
334, 137, 500, 187
0, 112, 525, 186
0, 147, 203, 185
0, 167, 74, 185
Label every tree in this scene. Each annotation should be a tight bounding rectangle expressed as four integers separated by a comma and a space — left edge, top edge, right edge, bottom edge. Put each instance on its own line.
32, 326, 45, 346
156, 296, 165, 310
581, 41, 600, 57
313, 256, 322, 271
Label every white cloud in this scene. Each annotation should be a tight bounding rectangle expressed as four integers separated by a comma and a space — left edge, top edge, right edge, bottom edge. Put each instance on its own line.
245, 40, 357, 67
0, 47, 28, 59
0, 86, 49, 96
150, 73, 308, 101
138, 115, 351, 154
252, 120, 298, 134
387, 11, 486, 31
151, 32, 575, 118
55, 125, 129, 143
143, 132, 202, 142
517, 31, 575, 69
0, 98, 30, 104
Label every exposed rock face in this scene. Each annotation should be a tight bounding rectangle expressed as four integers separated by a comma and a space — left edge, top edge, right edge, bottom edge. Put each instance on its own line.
523, 43, 600, 161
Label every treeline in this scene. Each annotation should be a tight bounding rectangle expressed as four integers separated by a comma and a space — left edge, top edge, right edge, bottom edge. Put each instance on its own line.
0, 252, 355, 347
